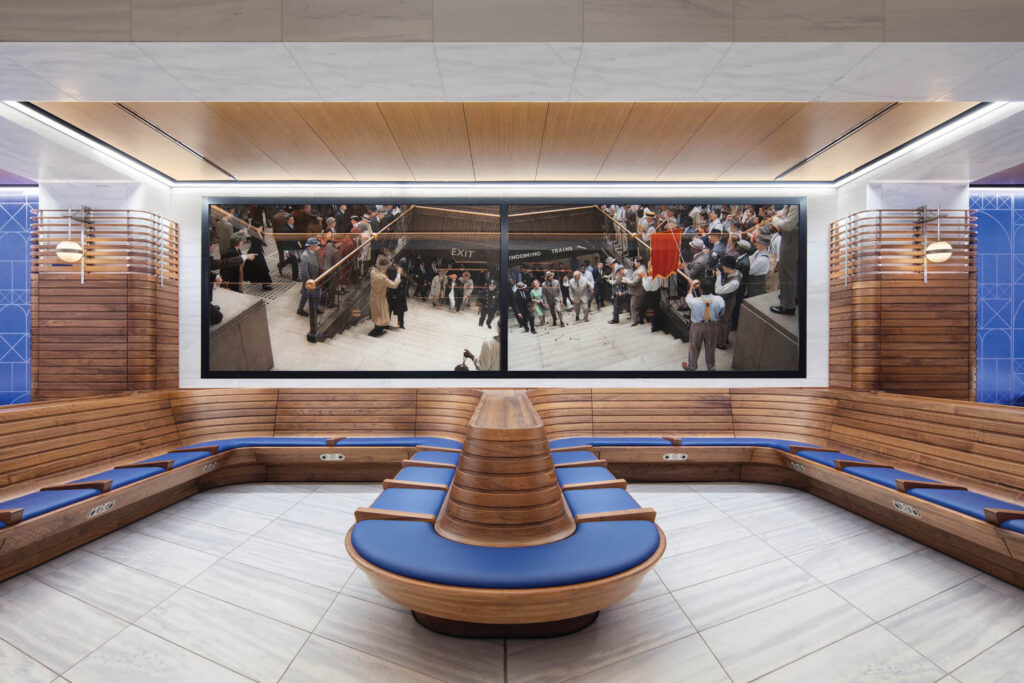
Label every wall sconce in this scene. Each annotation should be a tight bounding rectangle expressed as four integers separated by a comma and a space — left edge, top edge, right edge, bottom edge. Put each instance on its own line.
56, 240, 84, 263
925, 240, 952, 263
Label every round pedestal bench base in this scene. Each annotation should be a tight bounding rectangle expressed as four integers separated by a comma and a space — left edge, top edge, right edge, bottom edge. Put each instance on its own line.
413, 610, 599, 638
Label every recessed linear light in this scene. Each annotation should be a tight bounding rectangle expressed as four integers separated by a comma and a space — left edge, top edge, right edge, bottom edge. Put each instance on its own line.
0, 185, 38, 195
1, 101, 174, 188
970, 185, 1024, 192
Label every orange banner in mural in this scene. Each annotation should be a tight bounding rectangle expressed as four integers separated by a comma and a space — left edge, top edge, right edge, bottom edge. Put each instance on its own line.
649, 228, 682, 278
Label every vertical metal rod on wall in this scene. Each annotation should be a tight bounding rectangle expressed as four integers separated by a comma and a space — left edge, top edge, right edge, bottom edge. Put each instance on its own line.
499, 204, 509, 373
79, 210, 85, 285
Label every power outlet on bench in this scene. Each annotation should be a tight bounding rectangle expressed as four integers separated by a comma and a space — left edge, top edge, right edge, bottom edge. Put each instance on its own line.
320, 453, 346, 461
893, 500, 922, 518
788, 461, 806, 473
202, 461, 219, 473
663, 453, 688, 461
87, 500, 116, 518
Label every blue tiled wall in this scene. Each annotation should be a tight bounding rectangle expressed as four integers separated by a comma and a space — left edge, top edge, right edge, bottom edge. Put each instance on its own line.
972, 192, 1024, 406
0, 194, 33, 405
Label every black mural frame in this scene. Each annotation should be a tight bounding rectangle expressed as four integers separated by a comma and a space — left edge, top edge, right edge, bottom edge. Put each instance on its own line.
201, 196, 807, 379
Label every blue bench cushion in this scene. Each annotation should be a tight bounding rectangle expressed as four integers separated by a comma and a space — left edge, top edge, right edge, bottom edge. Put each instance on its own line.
370, 488, 448, 515
71, 467, 166, 490
551, 451, 599, 466
909, 488, 1024, 525
550, 437, 672, 449
394, 467, 455, 486
679, 437, 815, 450
844, 467, 938, 490
350, 520, 660, 589
139, 450, 216, 468
564, 489, 641, 516
1004, 519, 1024, 534
411, 451, 460, 466
0, 489, 101, 528
338, 437, 462, 450
556, 466, 616, 487
792, 450, 867, 469
189, 437, 331, 452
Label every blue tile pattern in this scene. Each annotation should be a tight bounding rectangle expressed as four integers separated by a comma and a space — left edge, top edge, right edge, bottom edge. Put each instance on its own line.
0, 195, 33, 405
971, 192, 1024, 406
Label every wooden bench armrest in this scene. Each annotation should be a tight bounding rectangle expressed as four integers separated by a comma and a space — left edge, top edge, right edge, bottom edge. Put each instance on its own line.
381, 479, 449, 492
354, 507, 437, 523
662, 436, 682, 447
554, 459, 608, 469
984, 508, 1024, 525
40, 480, 113, 493
549, 445, 590, 453
419, 446, 461, 453
834, 460, 889, 472
574, 507, 656, 523
0, 508, 24, 525
895, 480, 968, 494
400, 458, 455, 469
172, 446, 219, 454
115, 461, 173, 471
787, 445, 836, 455
326, 437, 341, 447
562, 479, 628, 491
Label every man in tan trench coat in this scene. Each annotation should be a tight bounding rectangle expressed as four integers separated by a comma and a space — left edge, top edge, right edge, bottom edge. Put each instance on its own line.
369, 255, 402, 337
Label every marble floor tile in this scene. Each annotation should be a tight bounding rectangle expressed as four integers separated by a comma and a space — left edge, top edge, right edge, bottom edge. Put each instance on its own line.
952, 626, 1024, 682
672, 558, 821, 630
255, 518, 350, 558
0, 639, 58, 683
789, 528, 922, 584
63, 626, 248, 683
663, 515, 754, 557
280, 500, 363, 532
759, 624, 944, 682
280, 634, 441, 683
656, 535, 782, 592
757, 510, 875, 556
136, 588, 308, 683
90, 531, 219, 585
507, 594, 695, 681
188, 559, 336, 631
830, 550, 972, 621
33, 553, 178, 622
564, 632, 729, 683
26, 548, 91, 580
192, 489, 303, 516
701, 587, 872, 682
225, 536, 355, 591
0, 578, 127, 673
727, 499, 841, 535
605, 570, 669, 612
133, 513, 250, 556
315, 595, 504, 683
882, 578, 1024, 672
340, 569, 406, 612
169, 499, 278, 535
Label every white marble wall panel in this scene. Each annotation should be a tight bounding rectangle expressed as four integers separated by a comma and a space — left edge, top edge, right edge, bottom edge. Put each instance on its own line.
434, 42, 581, 101
287, 42, 445, 101
583, 0, 733, 42
434, 0, 583, 42
571, 42, 729, 101
0, 52, 74, 101
131, 0, 284, 42
734, 0, 885, 42
945, 47, 1024, 102
283, 0, 433, 42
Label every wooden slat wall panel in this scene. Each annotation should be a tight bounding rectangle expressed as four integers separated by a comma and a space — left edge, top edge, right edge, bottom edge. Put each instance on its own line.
414, 388, 482, 439
731, 388, 838, 444
528, 388, 594, 439
275, 389, 418, 436
591, 389, 733, 437
170, 389, 279, 442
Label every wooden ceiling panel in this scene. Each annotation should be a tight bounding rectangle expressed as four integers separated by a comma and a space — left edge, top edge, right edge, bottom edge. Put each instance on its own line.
292, 103, 414, 181
597, 103, 718, 181
658, 103, 805, 181
782, 102, 979, 181
203, 103, 354, 181
377, 103, 474, 181
717, 102, 891, 181
125, 102, 287, 180
37, 102, 231, 181
535, 103, 634, 181
464, 103, 548, 181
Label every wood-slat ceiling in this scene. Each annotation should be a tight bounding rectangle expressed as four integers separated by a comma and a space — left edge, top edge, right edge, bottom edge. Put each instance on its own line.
35, 101, 979, 183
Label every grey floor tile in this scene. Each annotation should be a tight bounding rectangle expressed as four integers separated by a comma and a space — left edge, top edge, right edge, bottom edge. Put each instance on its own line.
656, 535, 782, 592
507, 594, 695, 681
33, 553, 178, 622
170, 499, 278, 535
26, 549, 91, 580
758, 510, 875, 556
340, 570, 406, 612
672, 558, 821, 630
134, 513, 251, 556
315, 594, 503, 683
63, 626, 249, 683
193, 489, 305, 515
0, 578, 127, 673
255, 518, 350, 558
789, 528, 922, 584
565, 632, 729, 683
279, 501, 362, 533
0, 639, 58, 683
882, 579, 1024, 672
830, 550, 972, 621
701, 587, 872, 682
605, 569, 669, 612
280, 634, 441, 683
136, 588, 308, 683
663, 515, 753, 558
188, 559, 336, 630
953, 626, 1024, 682
226, 536, 355, 591
758, 624, 944, 682
90, 531, 219, 585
